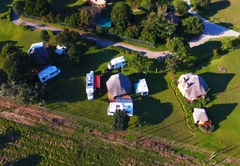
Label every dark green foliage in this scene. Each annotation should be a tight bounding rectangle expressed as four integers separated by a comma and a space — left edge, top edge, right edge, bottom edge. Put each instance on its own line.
140, 0, 155, 12
221, 38, 233, 51
40, 30, 50, 42
128, 52, 150, 73
111, 2, 133, 29
173, 0, 189, 16
182, 16, 204, 36
1, 43, 19, 58
65, 13, 79, 28
165, 56, 178, 73
140, 13, 176, 43
195, 0, 211, 9
55, 28, 79, 47
0, 82, 47, 105
67, 45, 84, 66
96, 27, 104, 37
13, 0, 25, 15
24, 0, 51, 17
124, 25, 141, 39
167, 37, 190, 61
55, 14, 62, 24
3, 50, 38, 82
79, 9, 92, 27
24, 0, 35, 16
113, 109, 130, 131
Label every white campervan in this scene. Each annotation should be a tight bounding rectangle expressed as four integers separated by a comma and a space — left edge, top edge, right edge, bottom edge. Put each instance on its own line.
38, 65, 61, 83
108, 56, 126, 70
86, 71, 94, 100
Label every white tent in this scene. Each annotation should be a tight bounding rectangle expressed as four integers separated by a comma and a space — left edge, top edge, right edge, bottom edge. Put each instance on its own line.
193, 108, 209, 124
177, 73, 208, 101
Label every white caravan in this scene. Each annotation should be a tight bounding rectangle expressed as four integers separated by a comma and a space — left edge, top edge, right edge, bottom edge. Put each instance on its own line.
86, 71, 94, 100
108, 56, 126, 70
38, 65, 61, 83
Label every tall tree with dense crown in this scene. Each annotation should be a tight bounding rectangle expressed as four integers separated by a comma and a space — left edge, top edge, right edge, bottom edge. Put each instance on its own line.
55, 28, 79, 47
195, 0, 211, 9
182, 16, 204, 36
113, 109, 130, 131
13, 0, 25, 15
111, 2, 133, 29
35, 0, 51, 17
173, 0, 189, 16
79, 9, 92, 27
40, 30, 50, 42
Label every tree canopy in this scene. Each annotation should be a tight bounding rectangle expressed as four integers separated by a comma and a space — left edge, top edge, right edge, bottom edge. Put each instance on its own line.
173, 0, 189, 16
40, 30, 50, 42
111, 2, 133, 29
128, 52, 150, 73
167, 37, 190, 61
24, 0, 51, 17
13, 0, 25, 15
182, 16, 204, 36
113, 109, 130, 131
55, 29, 80, 47
195, 0, 211, 9
79, 9, 92, 27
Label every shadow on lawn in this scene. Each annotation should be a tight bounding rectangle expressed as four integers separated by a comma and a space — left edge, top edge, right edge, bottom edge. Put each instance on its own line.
6, 154, 42, 166
0, 128, 21, 151
134, 96, 173, 125
207, 103, 237, 131
200, 72, 235, 100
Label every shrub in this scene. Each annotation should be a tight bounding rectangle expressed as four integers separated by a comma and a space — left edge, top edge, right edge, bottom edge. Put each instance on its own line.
113, 109, 130, 131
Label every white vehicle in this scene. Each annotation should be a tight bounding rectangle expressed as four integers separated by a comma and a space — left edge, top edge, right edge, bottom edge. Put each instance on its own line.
107, 98, 133, 116
108, 56, 126, 70
134, 79, 149, 96
86, 71, 94, 100
38, 65, 61, 83
55, 45, 68, 55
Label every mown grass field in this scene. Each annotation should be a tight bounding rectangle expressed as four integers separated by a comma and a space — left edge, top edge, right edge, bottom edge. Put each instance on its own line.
193, 0, 240, 31
0, 0, 240, 162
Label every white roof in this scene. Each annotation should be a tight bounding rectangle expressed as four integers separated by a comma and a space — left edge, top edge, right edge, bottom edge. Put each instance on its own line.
86, 71, 94, 93
38, 65, 61, 83
30, 42, 45, 49
110, 56, 125, 65
136, 79, 149, 93
107, 98, 133, 116
55, 45, 67, 55
193, 108, 209, 124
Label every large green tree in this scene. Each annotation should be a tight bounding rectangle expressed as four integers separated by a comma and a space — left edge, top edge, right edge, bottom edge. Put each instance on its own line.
140, 0, 155, 12
195, 0, 211, 9
182, 16, 204, 36
173, 0, 189, 16
128, 52, 150, 73
167, 37, 190, 61
55, 28, 79, 47
35, 0, 51, 17
24, 0, 35, 16
65, 13, 79, 28
12, 0, 25, 15
79, 9, 92, 27
140, 12, 176, 43
111, 2, 133, 29
3, 50, 38, 82
1, 44, 19, 58
113, 109, 130, 131
67, 45, 84, 66
40, 30, 50, 42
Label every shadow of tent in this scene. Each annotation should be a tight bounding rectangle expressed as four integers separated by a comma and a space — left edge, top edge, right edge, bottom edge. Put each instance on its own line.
200, 72, 235, 99
6, 154, 42, 166
207, 103, 237, 130
134, 96, 173, 125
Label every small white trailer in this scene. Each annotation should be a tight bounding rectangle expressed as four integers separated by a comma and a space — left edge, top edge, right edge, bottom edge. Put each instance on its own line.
86, 71, 94, 100
108, 56, 126, 70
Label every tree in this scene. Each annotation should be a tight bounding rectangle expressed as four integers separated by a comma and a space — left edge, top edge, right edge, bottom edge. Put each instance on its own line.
55, 28, 79, 47
55, 14, 62, 24
195, 0, 211, 9
165, 56, 178, 74
113, 109, 130, 131
128, 52, 150, 73
140, 0, 155, 12
182, 16, 204, 36
35, 0, 51, 17
221, 38, 233, 51
111, 2, 133, 29
65, 13, 79, 28
124, 25, 141, 38
79, 9, 92, 27
167, 37, 190, 61
173, 0, 189, 16
140, 13, 176, 43
3, 50, 38, 82
40, 30, 50, 42
67, 45, 83, 66
24, 0, 36, 16
1, 43, 19, 58
12, 0, 25, 15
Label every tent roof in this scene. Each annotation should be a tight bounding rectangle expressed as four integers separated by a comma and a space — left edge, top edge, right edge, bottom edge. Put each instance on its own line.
106, 73, 131, 98
193, 108, 209, 124
30, 47, 49, 65
177, 73, 208, 100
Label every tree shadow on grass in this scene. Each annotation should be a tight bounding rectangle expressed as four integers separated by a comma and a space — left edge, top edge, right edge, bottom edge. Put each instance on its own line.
198, 1, 231, 19
6, 154, 42, 166
200, 72, 235, 101
207, 103, 237, 131
0, 128, 21, 151
0, 40, 18, 51
134, 96, 173, 125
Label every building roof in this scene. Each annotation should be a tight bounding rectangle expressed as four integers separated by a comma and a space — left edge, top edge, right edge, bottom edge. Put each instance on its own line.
106, 73, 131, 98
193, 108, 209, 124
177, 73, 208, 101
29, 47, 49, 65
134, 79, 149, 94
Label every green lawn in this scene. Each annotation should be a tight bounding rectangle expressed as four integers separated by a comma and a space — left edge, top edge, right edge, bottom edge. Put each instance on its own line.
194, 0, 240, 31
